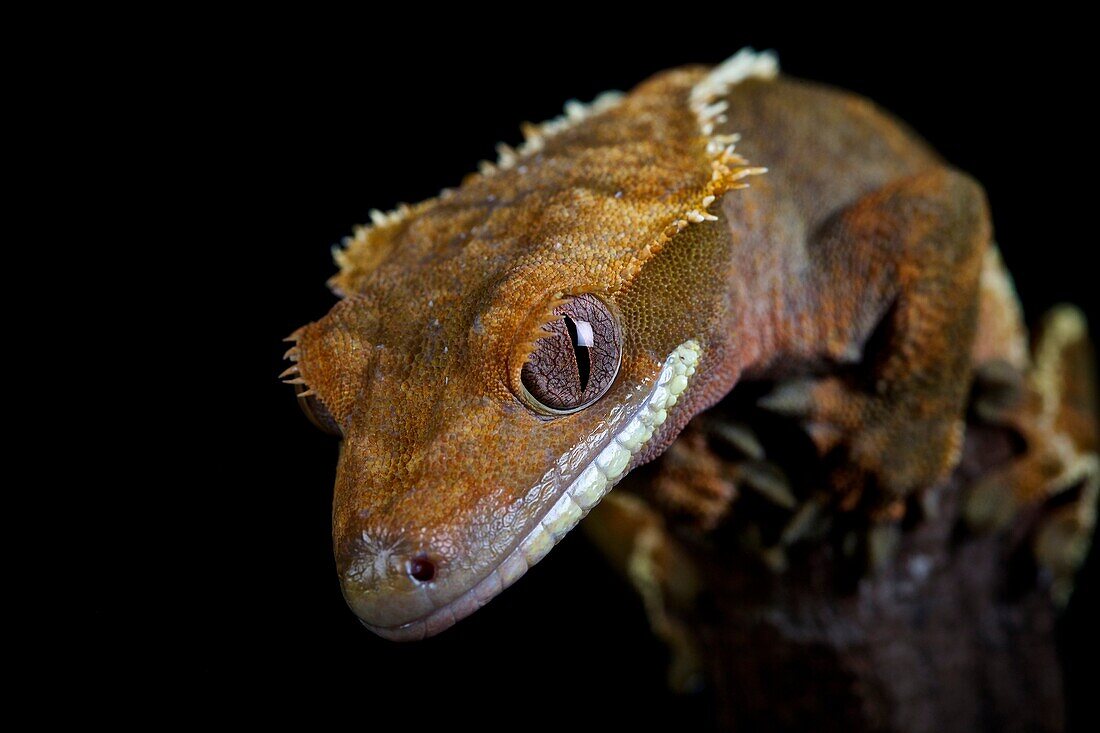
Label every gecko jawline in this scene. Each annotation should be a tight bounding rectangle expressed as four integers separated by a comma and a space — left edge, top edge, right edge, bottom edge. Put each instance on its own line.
356, 340, 701, 641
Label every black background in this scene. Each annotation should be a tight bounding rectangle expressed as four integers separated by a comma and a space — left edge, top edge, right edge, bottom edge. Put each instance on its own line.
175, 20, 1099, 731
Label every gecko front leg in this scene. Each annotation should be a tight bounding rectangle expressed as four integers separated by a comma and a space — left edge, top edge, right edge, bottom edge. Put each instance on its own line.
766, 168, 990, 501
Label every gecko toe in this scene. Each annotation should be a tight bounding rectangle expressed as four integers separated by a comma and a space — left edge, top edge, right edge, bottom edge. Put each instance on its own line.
757, 379, 816, 416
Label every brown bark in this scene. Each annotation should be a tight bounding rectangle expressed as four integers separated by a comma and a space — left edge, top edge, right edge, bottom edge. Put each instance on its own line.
682, 424, 1065, 733
587, 307, 1096, 732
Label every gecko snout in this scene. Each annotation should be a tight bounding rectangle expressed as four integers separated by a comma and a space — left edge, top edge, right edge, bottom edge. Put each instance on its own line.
335, 535, 455, 637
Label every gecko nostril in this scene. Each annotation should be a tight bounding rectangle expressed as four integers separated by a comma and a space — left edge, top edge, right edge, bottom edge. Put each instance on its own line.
407, 555, 436, 583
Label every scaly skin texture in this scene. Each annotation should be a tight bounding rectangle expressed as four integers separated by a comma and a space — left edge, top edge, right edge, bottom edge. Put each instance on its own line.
285, 51, 1097, 650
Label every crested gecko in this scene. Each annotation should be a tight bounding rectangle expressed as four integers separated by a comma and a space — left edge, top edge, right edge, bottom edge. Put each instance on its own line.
283, 50, 1097, 647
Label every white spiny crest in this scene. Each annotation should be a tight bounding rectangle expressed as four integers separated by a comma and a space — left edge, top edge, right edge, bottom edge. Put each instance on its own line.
690, 47, 779, 115
330, 91, 625, 270
494, 90, 625, 172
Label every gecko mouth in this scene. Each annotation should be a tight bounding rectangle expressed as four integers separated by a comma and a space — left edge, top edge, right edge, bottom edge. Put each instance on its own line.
361, 340, 701, 641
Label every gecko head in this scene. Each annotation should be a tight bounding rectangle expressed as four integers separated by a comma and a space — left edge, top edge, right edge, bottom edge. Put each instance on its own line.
289, 284, 706, 639
283, 57, 768, 639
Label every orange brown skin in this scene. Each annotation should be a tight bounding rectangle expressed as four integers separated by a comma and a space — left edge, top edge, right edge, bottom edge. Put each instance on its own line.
286, 64, 991, 638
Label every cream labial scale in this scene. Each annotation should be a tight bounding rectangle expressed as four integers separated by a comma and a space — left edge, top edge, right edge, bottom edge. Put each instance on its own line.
368, 340, 701, 641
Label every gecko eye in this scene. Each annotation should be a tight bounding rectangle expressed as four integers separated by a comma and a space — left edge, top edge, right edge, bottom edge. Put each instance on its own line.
295, 384, 342, 436
518, 293, 622, 414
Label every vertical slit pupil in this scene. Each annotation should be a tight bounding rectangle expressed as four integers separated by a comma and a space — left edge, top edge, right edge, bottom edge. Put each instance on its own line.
564, 316, 590, 393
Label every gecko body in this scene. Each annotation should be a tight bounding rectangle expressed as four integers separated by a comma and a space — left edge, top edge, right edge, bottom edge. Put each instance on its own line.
285, 50, 1096, 644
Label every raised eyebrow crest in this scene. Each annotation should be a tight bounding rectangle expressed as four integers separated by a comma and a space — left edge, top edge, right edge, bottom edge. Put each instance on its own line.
327, 93, 625, 296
